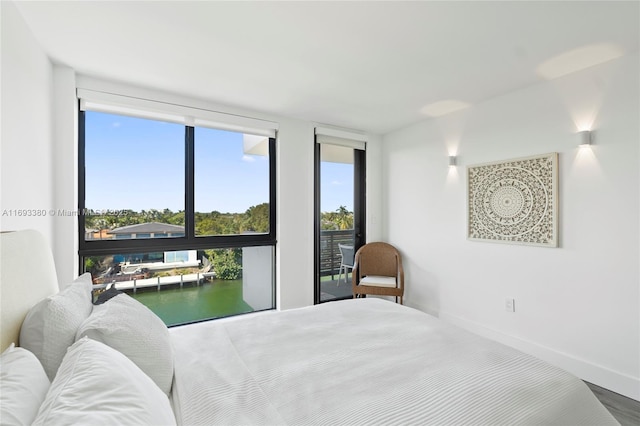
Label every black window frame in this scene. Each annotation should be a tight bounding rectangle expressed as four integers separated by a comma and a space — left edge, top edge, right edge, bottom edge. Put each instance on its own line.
78, 106, 277, 266
313, 139, 366, 304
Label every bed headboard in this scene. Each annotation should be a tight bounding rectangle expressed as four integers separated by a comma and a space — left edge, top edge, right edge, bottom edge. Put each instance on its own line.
0, 230, 59, 351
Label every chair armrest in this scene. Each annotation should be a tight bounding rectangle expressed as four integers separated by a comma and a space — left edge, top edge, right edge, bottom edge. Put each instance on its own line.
351, 260, 360, 286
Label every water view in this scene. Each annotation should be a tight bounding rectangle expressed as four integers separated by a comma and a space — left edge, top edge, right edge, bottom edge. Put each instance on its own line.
128, 279, 253, 326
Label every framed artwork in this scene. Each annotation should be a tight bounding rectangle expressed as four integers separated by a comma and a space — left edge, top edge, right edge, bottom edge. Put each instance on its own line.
467, 152, 558, 247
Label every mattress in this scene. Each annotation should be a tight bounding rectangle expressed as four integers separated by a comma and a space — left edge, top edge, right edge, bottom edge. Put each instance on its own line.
169, 298, 618, 425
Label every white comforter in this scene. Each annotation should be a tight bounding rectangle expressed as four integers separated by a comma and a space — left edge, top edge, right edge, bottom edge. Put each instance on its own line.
169, 298, 617, 426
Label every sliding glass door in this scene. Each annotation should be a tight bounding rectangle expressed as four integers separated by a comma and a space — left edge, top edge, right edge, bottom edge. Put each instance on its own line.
314, 138, 365, 303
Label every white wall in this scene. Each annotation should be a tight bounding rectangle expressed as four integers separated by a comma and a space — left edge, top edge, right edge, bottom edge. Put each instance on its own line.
382, 53, 639, 400
243, 246, 274, 311
1, 1, 54, 247
274, 117, 316, 309
52, 66, 78, 286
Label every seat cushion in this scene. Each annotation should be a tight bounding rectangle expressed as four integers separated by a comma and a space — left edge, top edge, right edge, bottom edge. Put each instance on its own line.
360, 275, 397, 287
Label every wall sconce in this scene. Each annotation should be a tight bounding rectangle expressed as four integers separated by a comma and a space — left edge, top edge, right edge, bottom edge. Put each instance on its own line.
449, 155, 457, 167
579, 130, 592, 147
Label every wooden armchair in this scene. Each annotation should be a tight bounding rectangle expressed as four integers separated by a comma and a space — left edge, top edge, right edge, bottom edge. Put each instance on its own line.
352, 242, 404, 304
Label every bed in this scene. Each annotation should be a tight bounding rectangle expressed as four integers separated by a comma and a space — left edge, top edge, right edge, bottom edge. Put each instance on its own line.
0, 230, 619, 425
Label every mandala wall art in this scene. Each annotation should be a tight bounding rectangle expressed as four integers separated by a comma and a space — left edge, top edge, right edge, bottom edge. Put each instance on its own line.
467, 153, 558, 247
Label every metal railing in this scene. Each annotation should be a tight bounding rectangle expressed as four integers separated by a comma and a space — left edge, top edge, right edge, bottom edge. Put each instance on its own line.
320, 229, 354, 279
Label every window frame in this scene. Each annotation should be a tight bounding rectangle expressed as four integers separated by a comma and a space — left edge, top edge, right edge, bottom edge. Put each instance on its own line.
77, 106, 277, 262
313, 137, 366, 304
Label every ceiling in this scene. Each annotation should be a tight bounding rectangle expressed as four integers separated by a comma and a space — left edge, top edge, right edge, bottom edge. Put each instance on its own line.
12, 1, 640, 135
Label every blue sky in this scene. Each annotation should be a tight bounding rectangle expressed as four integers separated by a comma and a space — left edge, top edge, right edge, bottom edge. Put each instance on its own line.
85, 112, 353, 214
321, 162, 353, 212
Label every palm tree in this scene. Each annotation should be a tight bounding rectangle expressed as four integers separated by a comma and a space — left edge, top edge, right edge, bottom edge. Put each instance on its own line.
335, 206, 353, 230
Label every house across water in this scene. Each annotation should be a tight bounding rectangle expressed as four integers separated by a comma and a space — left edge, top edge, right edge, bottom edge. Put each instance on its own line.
88, 222, 199, 284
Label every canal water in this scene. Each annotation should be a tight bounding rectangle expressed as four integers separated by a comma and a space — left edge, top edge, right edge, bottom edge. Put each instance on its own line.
130, 279, 253, 325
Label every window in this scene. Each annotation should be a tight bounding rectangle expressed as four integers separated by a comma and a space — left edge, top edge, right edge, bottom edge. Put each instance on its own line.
164, 251, 190, 263
83, 113, 185, 240
79, 98, 276, 326
194, 128, 271, 236
313, 127, 366, 304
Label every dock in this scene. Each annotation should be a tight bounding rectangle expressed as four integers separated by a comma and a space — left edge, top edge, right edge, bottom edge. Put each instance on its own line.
95, 272, 216, 293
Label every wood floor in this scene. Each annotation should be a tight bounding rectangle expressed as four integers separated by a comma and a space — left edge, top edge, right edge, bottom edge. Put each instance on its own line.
586, 382, 640, 426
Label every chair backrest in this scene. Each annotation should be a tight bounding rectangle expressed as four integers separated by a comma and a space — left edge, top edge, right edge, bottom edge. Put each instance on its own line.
338, 244, 355, 267
354, 242, 401, 278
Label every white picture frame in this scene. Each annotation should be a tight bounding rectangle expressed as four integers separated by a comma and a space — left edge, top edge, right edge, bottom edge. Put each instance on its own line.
467, 152, 558, 247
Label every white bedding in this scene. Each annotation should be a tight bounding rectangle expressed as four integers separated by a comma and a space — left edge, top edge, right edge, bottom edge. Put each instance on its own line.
170, 298, 617, 426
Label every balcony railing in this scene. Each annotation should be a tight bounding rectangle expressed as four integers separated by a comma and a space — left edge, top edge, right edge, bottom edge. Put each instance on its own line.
320, 229, 354, 279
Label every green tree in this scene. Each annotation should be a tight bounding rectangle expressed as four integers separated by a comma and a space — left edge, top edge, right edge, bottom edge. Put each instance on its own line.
243, 203, 269, 233
212, 249, 242, 280
320, 206, 353, 230
85, 204, 274, 237
335, 205, 353, 230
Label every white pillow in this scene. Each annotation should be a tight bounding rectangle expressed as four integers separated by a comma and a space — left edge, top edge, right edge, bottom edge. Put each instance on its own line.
76, 293, 174, 395
32, 337, 176, 425
0, 344, 50, 426
19, 273, 93, 380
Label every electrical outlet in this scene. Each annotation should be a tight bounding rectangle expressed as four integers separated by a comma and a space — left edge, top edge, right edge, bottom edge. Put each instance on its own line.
505, 298, 515, 312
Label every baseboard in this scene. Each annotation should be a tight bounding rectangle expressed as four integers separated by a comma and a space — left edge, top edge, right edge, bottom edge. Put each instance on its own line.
438, 311, 640, 402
